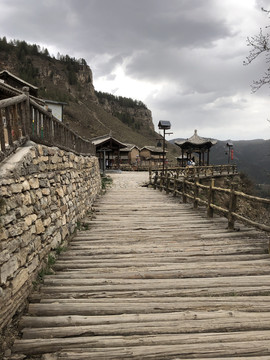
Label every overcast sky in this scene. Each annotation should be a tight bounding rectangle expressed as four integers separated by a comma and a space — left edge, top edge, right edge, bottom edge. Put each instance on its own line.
1, 0, 270, 140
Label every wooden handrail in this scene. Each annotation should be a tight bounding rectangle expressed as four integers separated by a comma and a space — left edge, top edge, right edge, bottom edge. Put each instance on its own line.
0, 87, 95, 161
150, 168, 270, 233
0, 94, 27, 109
152, 164, 237, 179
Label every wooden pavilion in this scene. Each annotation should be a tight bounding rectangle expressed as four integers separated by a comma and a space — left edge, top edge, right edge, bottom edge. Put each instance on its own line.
175, 129, 217, 167
91, 134, 126, 172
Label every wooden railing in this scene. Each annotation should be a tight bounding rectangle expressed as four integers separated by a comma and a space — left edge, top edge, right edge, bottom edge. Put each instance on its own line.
149, 168, 270, 233
0, 87, 95, 162
151, 164, 237, 179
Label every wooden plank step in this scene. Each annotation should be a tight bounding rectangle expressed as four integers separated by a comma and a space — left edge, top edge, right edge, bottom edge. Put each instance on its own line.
43, 341, 270, 360
20, 309, 263, 328
27, 297, 270, 316
13, 331, 270, 356
21, 315, 270, 339
41, 274, 270, 287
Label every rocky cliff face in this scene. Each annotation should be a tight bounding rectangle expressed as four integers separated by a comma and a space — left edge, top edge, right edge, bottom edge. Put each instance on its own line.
36, 61, 97, 103
98, 97, 155, 133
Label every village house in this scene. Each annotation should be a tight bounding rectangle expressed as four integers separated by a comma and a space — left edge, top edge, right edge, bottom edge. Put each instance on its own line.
120, 144, 140, 169
139, 146, 167, 168
43, 99, 67, 122
0, 69, 38, 97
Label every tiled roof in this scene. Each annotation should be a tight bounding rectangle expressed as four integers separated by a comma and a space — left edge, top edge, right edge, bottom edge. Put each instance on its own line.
175, 129, 217, 147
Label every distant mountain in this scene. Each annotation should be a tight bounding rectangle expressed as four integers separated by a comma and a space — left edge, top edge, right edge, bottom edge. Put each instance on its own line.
172, 138, 270, 184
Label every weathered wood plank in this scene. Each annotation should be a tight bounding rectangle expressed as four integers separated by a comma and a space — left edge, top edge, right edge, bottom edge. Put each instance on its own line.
21, 316, 270, 339
20, 309, 263, 328
28, 296, 270, 316
13, 331, 270, 353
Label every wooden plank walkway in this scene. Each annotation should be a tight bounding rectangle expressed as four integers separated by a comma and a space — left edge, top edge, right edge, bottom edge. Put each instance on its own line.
12, 172, 270, 359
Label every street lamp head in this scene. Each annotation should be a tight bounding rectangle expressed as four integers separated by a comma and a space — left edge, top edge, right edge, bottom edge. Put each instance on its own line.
158, 120, 171, 130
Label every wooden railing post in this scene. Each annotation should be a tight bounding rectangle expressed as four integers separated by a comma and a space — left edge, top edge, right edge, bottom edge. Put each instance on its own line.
5, 107, 13, 148
149, 168, 152, 185
183, 177, 187, 203
166, 172, 170, 194
207, 179, 215, 218
22, 87, 31, 136
12, 104, 20, 140
18, 102, 26, 137
173, 174, 177, 197
159, 172, 163, 192
153, 171, 158, 190
228, 183, 237, 230
0, 110, 5, 152
194, 177, 199, 209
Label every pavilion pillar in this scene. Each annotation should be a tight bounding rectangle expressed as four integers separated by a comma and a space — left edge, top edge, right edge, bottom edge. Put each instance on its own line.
181, 149, 184, 167
207, 148, 210, 166
117, 148, 120, 169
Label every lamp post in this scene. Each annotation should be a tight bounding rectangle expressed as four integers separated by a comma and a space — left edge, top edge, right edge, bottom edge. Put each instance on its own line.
158, 120, 172, 174
226, 142, 233, 164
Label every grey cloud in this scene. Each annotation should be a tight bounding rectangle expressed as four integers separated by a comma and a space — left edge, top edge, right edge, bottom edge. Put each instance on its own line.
0, 0, 268, 140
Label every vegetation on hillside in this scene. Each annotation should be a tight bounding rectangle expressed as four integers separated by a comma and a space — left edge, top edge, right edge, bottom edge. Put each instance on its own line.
201, 139, 270, 185
0, 37, 88, 87
95, 91, 149, 131
95, 91, 147, 109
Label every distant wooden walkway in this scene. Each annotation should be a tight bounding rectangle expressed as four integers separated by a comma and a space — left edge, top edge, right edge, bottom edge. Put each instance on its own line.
12, 172, 270, 359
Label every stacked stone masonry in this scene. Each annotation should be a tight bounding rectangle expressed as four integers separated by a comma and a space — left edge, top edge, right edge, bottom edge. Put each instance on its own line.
0, 142, 101, 331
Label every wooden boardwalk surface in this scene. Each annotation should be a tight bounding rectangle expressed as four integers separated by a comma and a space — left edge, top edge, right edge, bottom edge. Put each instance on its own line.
12, 172, 270, 359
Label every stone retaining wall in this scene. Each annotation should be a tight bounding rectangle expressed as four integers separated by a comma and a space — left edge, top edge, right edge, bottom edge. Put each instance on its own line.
0, 142, 101, 331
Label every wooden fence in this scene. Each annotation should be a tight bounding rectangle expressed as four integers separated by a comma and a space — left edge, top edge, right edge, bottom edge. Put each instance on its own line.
0, 87, 95, 162
151, 164, 237, 178
149, 167, 270, 233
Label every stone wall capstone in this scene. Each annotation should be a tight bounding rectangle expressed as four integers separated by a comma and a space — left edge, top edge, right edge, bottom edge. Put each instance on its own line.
0, 141, 101, 331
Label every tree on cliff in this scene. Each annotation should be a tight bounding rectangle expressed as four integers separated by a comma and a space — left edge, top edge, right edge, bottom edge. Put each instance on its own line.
244, 8, 270, 92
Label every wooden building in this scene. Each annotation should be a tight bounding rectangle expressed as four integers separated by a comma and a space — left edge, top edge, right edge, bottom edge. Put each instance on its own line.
120, 144, 140, 168
140, 146, 166, 168
0, 70, 38, 97
43, 100, 67, 122
91, 134, 126, 172
175, 129, 217, 166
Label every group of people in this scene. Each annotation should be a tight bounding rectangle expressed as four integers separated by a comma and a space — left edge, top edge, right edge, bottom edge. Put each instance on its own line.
187, 158, 196, 166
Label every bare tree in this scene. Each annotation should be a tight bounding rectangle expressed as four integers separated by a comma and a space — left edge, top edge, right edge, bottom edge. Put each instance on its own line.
244, 8, 270, 92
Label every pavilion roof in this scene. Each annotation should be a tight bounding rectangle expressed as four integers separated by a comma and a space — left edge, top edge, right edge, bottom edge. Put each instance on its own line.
175, 129, 217, 149
91, 134, 126, 148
